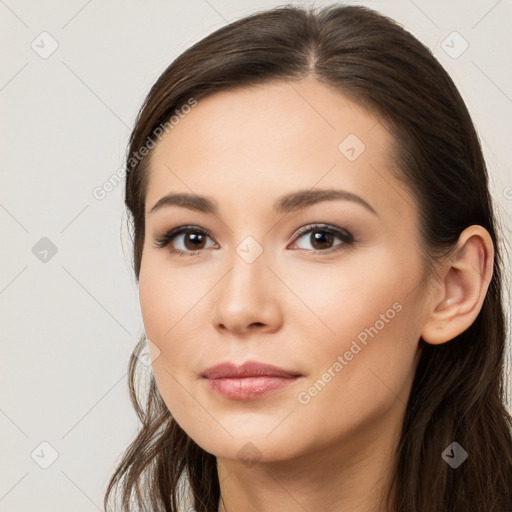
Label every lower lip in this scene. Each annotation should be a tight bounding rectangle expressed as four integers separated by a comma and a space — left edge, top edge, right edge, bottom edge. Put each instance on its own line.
204, 376, 300, 400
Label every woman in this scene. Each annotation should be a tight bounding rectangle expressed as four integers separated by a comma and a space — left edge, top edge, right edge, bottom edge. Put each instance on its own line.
104, 4, 512, 511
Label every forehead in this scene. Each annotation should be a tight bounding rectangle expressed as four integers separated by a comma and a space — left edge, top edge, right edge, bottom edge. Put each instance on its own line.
145, 79, 411, 221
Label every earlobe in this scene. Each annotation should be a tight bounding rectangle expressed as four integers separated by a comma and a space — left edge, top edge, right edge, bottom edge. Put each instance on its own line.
421, 225, 494, 345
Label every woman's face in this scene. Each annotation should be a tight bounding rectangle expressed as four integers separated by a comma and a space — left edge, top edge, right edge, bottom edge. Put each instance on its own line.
139, 78, 431, 464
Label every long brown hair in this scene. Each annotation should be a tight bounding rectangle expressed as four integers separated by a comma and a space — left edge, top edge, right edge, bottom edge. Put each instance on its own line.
104, 4, 512, 511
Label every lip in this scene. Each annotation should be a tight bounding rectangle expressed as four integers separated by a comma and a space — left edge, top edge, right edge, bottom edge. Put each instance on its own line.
201, 361, 301, 379
201, 361, 302, 400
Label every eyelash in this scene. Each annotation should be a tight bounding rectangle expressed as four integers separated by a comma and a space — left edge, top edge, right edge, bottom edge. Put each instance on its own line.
154, 223, 356, 257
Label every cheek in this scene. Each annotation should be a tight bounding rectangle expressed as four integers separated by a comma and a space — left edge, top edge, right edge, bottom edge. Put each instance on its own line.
291, 302, 420, 448
138, 256, 207, 407
139, 270, 167, 344
287, 251, 422, 414
138, 254, 199, 341
139, 279, 196, 426
281, 249, 408, 346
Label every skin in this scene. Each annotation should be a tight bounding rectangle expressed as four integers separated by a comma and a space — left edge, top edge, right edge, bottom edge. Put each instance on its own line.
138, 78, 494, 512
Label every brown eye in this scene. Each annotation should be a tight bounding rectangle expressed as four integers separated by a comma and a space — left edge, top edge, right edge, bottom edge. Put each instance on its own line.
290, 224, 355, 254
182, 231, 207, 250
154, 226, 218, 255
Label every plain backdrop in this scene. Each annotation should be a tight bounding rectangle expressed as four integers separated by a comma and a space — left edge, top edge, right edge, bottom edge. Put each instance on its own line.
1, 0, 511, 510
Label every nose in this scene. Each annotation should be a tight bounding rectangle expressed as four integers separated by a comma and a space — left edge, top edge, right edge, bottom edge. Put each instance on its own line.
212, 246, 283, 336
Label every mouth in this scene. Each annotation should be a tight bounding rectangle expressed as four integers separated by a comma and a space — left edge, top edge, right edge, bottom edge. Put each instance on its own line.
200, 360, 303, 400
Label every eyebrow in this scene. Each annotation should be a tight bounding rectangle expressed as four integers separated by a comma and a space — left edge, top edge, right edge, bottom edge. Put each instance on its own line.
147, 188, 379, 217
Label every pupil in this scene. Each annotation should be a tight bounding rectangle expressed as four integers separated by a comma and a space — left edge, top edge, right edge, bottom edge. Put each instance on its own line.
187, 233, 204, 249
312, 231, 332, 250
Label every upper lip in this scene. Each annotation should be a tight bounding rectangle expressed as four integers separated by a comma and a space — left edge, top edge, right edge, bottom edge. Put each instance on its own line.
201, 361, 301, 379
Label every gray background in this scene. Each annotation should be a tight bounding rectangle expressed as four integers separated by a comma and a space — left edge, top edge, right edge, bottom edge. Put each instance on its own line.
1, 0, 511, 510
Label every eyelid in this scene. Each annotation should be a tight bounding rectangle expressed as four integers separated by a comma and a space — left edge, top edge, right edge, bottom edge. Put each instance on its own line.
153, 225, 215, 249
291, 223, 354, 242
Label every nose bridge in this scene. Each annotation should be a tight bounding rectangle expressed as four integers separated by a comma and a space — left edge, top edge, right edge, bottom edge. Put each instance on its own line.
213, 233, 281, 332
223, 235, 269, 304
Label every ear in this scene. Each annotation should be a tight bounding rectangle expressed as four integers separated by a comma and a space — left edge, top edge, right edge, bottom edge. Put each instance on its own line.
421, 225, 494, 345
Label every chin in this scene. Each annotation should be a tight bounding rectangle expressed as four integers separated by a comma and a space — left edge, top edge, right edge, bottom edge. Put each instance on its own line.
184, 428, 301, 464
